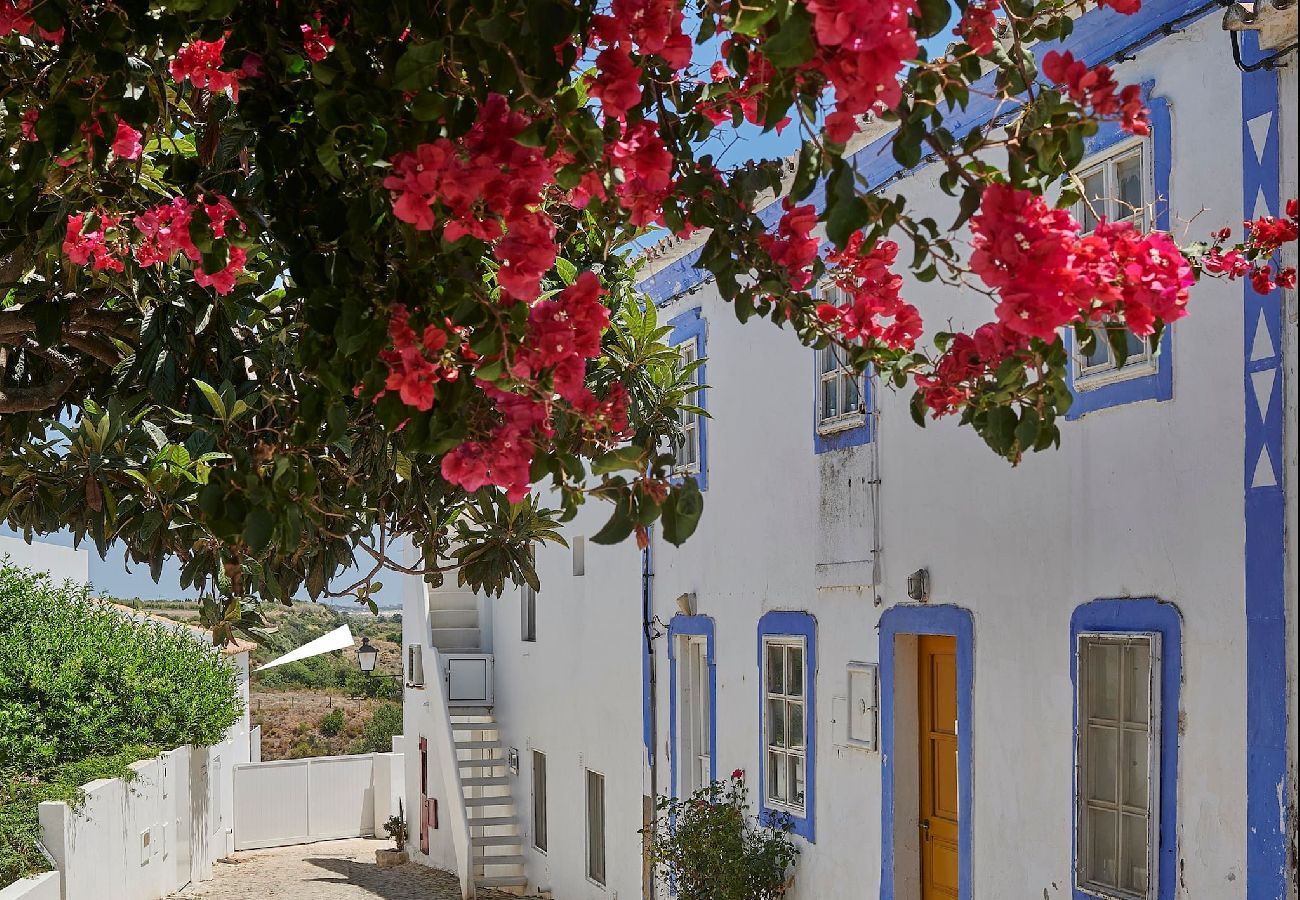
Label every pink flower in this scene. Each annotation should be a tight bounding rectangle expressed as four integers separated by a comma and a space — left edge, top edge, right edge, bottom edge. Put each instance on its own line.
170, 38, 242, 102
111, 121, 143, 161
301, 18, 335, 62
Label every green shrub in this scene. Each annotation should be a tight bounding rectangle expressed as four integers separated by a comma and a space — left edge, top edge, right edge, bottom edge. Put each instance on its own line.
349, 702, 404, 754
0, 563, 243, 887
645, 772, 800, 900
318, 708, 346, 737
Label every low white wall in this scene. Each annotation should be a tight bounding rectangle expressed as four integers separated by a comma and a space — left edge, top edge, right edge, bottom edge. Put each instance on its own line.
37, 741, 233, 900
231, 752, 402, 852
0, 873, 60, 900
0, 536, 88, 584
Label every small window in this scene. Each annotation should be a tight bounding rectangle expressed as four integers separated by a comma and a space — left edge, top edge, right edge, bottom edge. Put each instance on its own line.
1076, 633, 1160, 899
673, 341, 701, 474
521, 584, 536, 643
586, 769, 606, 885
531, 750, 547, 852
1071, 141, 1158, 388
764, 637, 807, 813
816, 287, 866, 433
572, 535, 585, 577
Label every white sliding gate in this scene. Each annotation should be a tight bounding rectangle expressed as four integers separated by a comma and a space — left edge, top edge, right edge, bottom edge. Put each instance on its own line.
232, 755, 377, 850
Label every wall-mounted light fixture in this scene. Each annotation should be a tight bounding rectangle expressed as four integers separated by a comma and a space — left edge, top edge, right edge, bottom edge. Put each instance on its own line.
907, 568, 930, 602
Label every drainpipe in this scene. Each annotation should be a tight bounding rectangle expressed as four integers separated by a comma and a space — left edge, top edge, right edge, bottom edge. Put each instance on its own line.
869, 379, 884, 606
641, 533, 658, 900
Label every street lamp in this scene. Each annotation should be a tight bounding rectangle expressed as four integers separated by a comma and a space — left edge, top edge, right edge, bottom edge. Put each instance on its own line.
356, 636, 379, 674
354, 637, 402, 679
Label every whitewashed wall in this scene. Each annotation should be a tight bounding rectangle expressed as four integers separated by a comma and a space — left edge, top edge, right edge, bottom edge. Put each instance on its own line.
37, 742, 233, 900
464, 12, 1296, 900
0, 536, 88, 584
0, 873, 60, 900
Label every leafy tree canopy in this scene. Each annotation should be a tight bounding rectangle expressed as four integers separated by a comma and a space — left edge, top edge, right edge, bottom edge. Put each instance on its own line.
1, 0, 1295, 625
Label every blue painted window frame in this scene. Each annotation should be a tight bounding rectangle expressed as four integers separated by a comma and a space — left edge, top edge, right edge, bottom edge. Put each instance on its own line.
667, 614, 717, 801
812, 349, 872, 454
878, 604, 975, 900
668, 308, 708, 492
1070, 598, 1181, 900
757, 610, 817, 842
1065, 90, 1175, 419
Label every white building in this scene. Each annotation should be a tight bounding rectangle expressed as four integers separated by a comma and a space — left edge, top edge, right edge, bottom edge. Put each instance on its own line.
402, 3, 1299, 899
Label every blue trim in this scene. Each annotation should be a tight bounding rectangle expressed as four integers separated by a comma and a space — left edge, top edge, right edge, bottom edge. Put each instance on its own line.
1069, 598, 1182, 900
757, 610, 817, 842
642, 541, 655, 764
667, 614, 716, 800
1065, 90, 1175, 419
668, 308, 708, 492
1240, 36, 1289, 900
636, 0, 1218, 308
878, 604, 974, 900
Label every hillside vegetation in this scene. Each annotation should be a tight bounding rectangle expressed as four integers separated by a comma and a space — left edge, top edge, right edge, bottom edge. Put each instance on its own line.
137, 599, 405, 760
0, 563, 242, 887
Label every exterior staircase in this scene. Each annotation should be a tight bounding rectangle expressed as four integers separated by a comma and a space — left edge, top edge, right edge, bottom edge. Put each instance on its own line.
451, 709, 528, 895
428, 581, 484, 653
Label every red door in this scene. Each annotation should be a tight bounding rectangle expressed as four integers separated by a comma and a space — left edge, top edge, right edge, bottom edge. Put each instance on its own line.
419, 737, 431, 854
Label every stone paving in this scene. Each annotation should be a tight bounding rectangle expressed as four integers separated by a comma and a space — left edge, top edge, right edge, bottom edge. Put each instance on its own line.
169, 838, 540, 900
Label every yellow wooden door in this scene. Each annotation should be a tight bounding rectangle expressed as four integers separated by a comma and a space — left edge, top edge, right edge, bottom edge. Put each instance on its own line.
919, 635, 960, 900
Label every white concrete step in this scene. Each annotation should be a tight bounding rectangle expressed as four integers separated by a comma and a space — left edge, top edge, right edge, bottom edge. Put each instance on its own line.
454, 740, 502, 750
464, 796, 515, 808
472, 834, 522, 847
462, 775, 510, 787
457, 757, 505, 768
451, 721, 498, 732
475, 854, 526, 867
469, 815, 518, 827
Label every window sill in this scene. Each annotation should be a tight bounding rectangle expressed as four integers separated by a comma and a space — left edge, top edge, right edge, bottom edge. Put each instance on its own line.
1074, 363, 1158, 392
1075, 881, 1148, 900
816, 415, 866, 436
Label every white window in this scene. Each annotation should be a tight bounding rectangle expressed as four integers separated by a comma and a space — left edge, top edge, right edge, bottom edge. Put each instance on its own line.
531, 750, 547, 852
406, 644, 425, 688
585, 769, 606, 885
1071, 141, 1158, 388
1076, 633, 1161, 900
673, 340, 701, 473
764, 637, 807, 813
816, 285, 866, 431
678, 635, 712, 795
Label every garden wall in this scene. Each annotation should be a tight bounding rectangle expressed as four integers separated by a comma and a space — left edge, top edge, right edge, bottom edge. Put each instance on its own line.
37, 740, 236, 900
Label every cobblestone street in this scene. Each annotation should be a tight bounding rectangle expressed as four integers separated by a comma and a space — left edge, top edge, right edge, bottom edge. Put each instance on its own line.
168, 839, 539, 900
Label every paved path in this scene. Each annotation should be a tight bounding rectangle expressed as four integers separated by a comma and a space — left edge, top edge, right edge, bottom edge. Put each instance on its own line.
169, 838, 540, 900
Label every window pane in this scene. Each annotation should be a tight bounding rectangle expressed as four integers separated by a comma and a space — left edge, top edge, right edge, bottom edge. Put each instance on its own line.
789, 755, 805, 809
1122, 331, 1148, 365
821, 376, 839, 419
819, 346, 838, 375
586, 770, 605, 884
767, 698, 786, 748
1116, 154, 1144, 218
1086, 724, 1118, 804
1082, 170, 1106, 232
1121, 729, 1149, 811
769, 750, 787, 802
1123, 642, 1151, 726
1086, 641, 1121, 721
788, 701, 805, 749
842, 373, 861, 414
767, 644, 784, 694
1085, 806, 1120, 889
532, 751, 547, 852
1082, 328, 1111, 370
1119, 813, 1150, 894
787, 645, 804, 698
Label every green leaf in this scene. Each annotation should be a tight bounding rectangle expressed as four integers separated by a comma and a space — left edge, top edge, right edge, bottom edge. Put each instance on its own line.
763, 6, 815, 68
592, 445, 646, 474
915, 0, 953, 39
590, 493, 637, 544
194, 380, 226, 419
393, 42, 444, 92
242, 508, 274, 552
661, 479, 703, 546
825, 161, 870, 247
